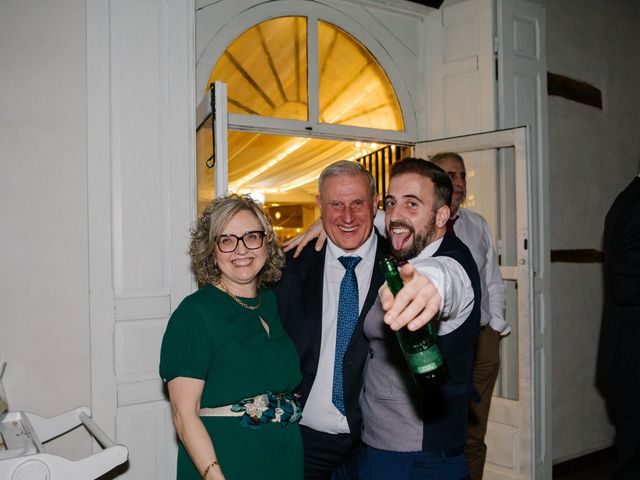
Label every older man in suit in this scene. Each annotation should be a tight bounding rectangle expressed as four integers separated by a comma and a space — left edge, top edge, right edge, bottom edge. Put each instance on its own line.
275, 161, 388, 479
598, 172, 640, 480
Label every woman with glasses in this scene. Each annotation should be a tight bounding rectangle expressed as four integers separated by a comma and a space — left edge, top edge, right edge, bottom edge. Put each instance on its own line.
160, 194, 303, 479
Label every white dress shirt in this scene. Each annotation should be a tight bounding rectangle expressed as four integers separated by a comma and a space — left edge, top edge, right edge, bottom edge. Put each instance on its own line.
453, 208, 509, 335
408, 237, 475, 335
299, 231, 378, 434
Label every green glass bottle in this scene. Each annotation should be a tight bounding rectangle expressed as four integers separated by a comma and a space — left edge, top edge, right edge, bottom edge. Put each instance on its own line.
379, 256, 449, 388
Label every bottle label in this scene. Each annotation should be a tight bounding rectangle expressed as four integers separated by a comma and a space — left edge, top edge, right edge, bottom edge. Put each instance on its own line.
405, 345, 444, 374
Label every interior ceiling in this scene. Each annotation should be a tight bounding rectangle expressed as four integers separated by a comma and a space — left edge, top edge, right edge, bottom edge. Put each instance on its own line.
227, 131, 382, 202
200, 17, 405, 203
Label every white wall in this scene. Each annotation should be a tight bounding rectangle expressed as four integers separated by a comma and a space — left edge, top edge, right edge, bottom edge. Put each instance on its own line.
546, 0, 640, 463
0, 0, 91, 459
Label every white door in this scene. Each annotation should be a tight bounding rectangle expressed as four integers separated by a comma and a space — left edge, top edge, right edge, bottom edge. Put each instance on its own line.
87, 1, 195, 478
416, 127, 537, 480
424, 0, 549, 476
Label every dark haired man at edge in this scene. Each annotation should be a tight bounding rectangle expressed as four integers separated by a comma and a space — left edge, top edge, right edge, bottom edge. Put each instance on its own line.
598, 171, 640, 480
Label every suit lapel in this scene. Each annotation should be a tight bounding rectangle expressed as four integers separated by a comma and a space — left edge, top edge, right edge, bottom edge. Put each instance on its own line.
301, 246, 326, 364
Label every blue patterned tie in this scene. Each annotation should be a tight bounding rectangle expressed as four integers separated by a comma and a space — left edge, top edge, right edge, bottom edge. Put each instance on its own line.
332, 255, 362, 415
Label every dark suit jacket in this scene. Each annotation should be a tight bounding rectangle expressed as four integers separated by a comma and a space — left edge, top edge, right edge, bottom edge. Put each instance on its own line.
274, 230, 388, 440
598, 177, 640, 387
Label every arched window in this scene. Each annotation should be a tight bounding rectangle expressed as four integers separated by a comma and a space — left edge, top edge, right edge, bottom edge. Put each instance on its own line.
209, 17, 309, 121
197, 15, 409, 230
207, 17, 404, 130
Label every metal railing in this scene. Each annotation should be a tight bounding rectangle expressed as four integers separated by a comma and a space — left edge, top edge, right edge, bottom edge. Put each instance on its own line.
355, 144, 409, 206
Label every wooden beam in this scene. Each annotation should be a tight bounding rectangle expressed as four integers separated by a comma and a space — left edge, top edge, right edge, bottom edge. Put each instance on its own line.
550, 249, 603, 264
408, 0, 444, 8
547, 72, 603, 109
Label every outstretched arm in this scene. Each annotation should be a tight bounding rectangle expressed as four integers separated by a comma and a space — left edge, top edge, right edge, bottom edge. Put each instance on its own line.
379, 257, 474, 333
379, 263, 442, 331
282, 217, 326, 258
283, 209, 385, 258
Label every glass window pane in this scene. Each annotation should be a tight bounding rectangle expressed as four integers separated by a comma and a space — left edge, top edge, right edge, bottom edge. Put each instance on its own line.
463, 148, 519, 400
208, 17, 308, 121
227, 131, 376, 196
318, 21, 404, 131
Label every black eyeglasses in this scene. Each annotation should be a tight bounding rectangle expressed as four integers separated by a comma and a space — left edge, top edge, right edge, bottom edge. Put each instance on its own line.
217, 231, 266, 253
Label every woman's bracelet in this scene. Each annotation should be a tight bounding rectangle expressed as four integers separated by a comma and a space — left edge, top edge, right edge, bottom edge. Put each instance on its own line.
202, 460, 220, 479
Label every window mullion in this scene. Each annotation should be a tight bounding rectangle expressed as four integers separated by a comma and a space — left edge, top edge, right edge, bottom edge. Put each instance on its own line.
307, 15, 319, 129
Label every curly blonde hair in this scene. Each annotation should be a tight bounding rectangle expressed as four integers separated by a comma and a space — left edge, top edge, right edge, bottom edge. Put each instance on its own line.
190, 194, 285, 287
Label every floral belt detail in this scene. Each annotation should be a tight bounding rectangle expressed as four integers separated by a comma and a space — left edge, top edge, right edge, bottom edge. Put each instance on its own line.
230, 391, 302, 430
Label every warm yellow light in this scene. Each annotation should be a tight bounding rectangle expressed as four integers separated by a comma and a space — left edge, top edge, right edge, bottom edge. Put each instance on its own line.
263, 174, 319, 194
229, 138, 310, 191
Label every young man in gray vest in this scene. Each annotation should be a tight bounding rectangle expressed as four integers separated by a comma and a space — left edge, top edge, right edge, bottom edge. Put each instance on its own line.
430, 152, 509, 480
334, 158, 481, 479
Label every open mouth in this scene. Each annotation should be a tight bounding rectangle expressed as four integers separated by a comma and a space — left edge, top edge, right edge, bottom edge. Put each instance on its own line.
388, 221, 414, 252
231, 257, 254, 267
338, 225, 358, 233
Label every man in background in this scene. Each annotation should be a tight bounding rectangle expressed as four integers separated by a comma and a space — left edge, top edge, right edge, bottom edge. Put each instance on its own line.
430, 152, 509, 479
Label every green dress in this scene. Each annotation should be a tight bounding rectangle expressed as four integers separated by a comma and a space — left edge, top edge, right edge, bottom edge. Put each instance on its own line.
160, 284, 303, 479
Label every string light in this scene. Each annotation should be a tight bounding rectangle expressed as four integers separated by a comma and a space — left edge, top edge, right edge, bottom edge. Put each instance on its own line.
229, 139, 310, 191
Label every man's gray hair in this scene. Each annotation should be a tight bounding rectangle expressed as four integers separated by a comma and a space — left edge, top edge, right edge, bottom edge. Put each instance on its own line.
430, 151, 465, 168
318, 160, 376, 199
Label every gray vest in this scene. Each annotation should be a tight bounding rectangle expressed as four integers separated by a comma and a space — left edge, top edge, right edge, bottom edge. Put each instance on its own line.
360, 233, 481, 452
